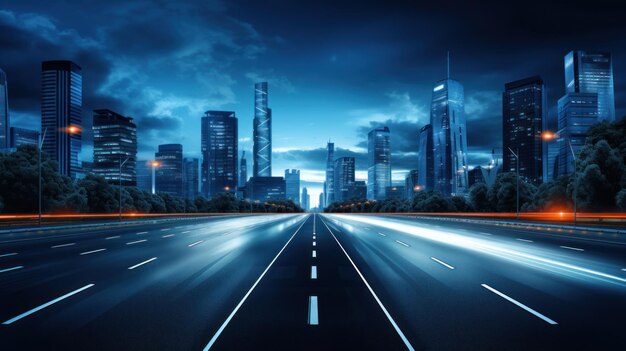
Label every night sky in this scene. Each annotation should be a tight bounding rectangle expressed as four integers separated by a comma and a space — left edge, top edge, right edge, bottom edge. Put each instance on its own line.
2, 0, 625, 207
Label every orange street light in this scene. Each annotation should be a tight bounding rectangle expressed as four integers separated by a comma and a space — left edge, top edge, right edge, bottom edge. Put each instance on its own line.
224, 186, 230, 191
66, 125, 81, 134
413, 185, 423, 191
541, 131, 558, 141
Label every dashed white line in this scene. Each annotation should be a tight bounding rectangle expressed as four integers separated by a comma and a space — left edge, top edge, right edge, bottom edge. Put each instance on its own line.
311, 266, 317, 279
126, 239, 147, 245
313, 236, 316, 240
128, 257, 157, 270
516, 238, 534, 243
560, 245, 584, 252
312, 241, 316, 246
136, 231, 148, 235
481, 284, 557, 325
162, 234, 175, 238
105, 236, 120, 240
431, 257, 455, 270
621, 268, 626, 272
80, 248, 106, 255
395, 240, 410, 247
2, 284, 95, 325
160, 228, 170, 232
312, 250, 316, 258
188, 240, 204, 247
378, 232, 387, 237
0, 266, 23, 273
51, 243, 75, 248
182, 231, 191, 234
308, 296, 319, 325
0, 253, 18, 258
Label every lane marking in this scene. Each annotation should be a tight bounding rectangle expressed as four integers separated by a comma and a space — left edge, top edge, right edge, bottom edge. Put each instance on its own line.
516, 238, 533, 243
126, 239, 147, 245
203, 215, 309, 350
0, 266, 23, 273
378, 232, 387, 237
160, 228, 170, 231
395, 240, 410, 247
136, 232, 148, 235
188, 240, 204, 247
162, 234, 175, 238
311, 266, 317, 279
105, 236, 120, 240
312, 250, 316, 258
182, 231, 191, 234
2, 284, 95, 325
51, 243, 75, 248
481, 284, 557, 325
621, 268, 626, 272
320, 217, 415, 351
80, 248, 106, 255
431, 257, 455, 270
481, 232, 493, 236
308, 296, 319, 325
313, 236, 316, 240
313, 241, 316, 246
560, 245, 584, 252
128, 257, 157, 270
0, 253, 18, 258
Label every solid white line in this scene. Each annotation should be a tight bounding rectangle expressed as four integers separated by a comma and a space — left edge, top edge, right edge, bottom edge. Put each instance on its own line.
128, 257, 157, 270
378, 232, 387, 237
395, 240, 410, 247
308, 296, 319, 325
431, 257, 455, 270
188, 240, 204, 247
51, 243, 75, 248
313, 241, 316, 246
560, 245, 584, 252
320, 217, 415, 351
0, 253, 18, 258
516, 238, 533, 243
136, 231, 148, 235
481, 284, 557, 325
126, 239, 147, 245
162, 234, 175, 238
0, 266, 23, 273
105, 236, 120, 240
2, 284, 95, 325
312, 250, 316, 258
203, 215, 308, 350
80, 248, 106, 255
182, 231, 191, 234
311, 266, 317, 279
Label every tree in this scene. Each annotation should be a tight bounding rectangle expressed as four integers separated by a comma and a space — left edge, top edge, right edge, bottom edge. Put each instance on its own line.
616, 189, 626, 210
449, 196, 472, 212
125, 187, 152, 213
527, 175, 571, 211
209, 192, 239, 213
77, 174, 118, 213
468, 183, 490, 212
488, 173, 536, 212
576, 140, 625, 210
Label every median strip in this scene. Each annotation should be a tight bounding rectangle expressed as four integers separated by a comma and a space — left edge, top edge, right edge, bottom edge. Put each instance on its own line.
481, 284, 557, 325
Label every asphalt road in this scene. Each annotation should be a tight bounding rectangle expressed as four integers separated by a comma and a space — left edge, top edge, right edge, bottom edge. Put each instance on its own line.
1, 214, 625, 350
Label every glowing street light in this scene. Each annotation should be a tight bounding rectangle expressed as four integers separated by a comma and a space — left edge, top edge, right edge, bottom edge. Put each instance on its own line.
541, 131, 558, 141
150, 160, 160, 194
66, 125, 81, 134
542, 130, 578, 226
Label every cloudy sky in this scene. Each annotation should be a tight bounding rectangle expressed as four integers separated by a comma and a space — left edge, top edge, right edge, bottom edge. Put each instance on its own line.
2, 0, 625, 207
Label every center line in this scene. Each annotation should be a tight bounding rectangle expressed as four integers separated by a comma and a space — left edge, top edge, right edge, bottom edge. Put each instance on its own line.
126, 239, 147, 245
516, 238, 533, 243
312, 241, 316, 246
188, 240, 204, 247
560, 245, 584, 252
308, 296, 319, 325
311, 265, 317, 279
312, 250, 316, 258
378, 232, 387, 237
162, 234, 175, 238
80, 248, 106, 255
51, 243, 75, 248
0, 253, 18, 258
0, 266, 24, 273
105, 236, 120, 240
313, 236, 316, 240
2, 284, 95, 325
395, 240, 410, 247
128, 257, 157, 270
481, 284, 557, 325
431, 257, 455, 269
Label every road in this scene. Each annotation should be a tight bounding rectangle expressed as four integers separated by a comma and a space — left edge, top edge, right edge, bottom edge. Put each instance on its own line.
1, 214, 625, 350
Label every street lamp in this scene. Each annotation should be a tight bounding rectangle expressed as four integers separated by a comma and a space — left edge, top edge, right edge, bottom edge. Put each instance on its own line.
542, 131, 578, 226
507, 147, 520, 220
119, 156, 130, 221
37, 128, 48, 226
150, 161, 160, 194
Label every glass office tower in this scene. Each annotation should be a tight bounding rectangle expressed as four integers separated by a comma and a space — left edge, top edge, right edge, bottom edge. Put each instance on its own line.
285, 169, 300, 205
10, 127, 38, 148
184, 158, 199, 199
41, 60, 82, 178
253, 82, 272, 177
201, 111, 238, 197
556, 93, 598, 176
239, 151, 248, 188
92, 109, 137, 186
301, 187, 310, 211
324, 141, 335, 205
564, 51, 615, 122
0, 68, 9, 149
155, 144, 184, 196
405, 169, 419, 199
367, 126, 391, 200
334, 157, 355, 202
502, 76, 545, 184
417, 124, 434, 191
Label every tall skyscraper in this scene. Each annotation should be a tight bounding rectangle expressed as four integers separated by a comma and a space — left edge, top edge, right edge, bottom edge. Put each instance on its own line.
41, 60, 82, 178
201, 111, 238, 197
239, 151, 248, 187
430, 74, 469, 196
324, 141, 335, 205
285, 169, 300, 205
301, 187, 310, 211
253, 82, 272, 177
556, 93, 598, 175
367, 126, 391, 200
405, 169, 419, 199
334, 157, 355, 202
564, 50, 615, 122
155, 144, 184, 196
184, 158, 199, 199
502, 76, 545, 184
136, 160, 152, 192
92, 109, 137, 186
0, 68, 9, 149
9, 127, 38, 148
318, 192, 325, 210
417, 124, 434, 191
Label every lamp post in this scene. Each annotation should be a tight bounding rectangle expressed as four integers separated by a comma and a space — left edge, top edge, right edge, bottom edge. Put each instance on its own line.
38, 128, 48, 226
507, 147, 520, 220
542, 131, 577, 226
119, 156, 130, 221
150, 161, 160, 194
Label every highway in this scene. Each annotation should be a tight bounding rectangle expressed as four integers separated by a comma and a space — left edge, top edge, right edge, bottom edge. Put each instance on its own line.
1, 214, 625, 350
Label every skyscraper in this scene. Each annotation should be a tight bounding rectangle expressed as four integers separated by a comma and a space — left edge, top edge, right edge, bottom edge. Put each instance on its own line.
318, 192, 325, 210
155, 144, 184, 196
301, 187, 310, 211
367, 126, 391, 200
41, 60, 82, 178
405, 169, 419, 199
239, 151, 248, 188
564, 50, 615, 122
201, 111, 238, 197
417, 124, 434, 191
184, 158, 199, 199
334, 157, 355, 202
556, 93, 598, 175
285, 169, 300, 205
324, 141, 335, 205
430, 75, 468, 196
502, 76, 545, 184
92, 109, 137, 186
136, 160, 152, 192
9, 127, 38, 148
0, 68, 9, 149
253, 82, 272, 177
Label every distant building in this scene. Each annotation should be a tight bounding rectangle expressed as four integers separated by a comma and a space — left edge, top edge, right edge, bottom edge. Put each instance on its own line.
556, 93, 598, 176
246, 176, 285, 202
285, 169, 300, 205
367, 126, 391, 200
201, 111, 238, 197
253, 82, 272, 177
386, 186, 406, 201
404, 169, 420, 199
9, 127, 38, 148
92, 109, 137, 186
136, 160, 152, 192
301, 187, 310, 211
239, 151, 248, 188
334, 157, 355, 202
467, 166, 485, 188
318, 192, 325, 210
41, 60, 82, 178
324, 141, 335, 205
0, 68, 9, 149
184, 158, 199, 199
155, 144, 184, 196
418, 124, 434, 191
81, 161, 93, 175
565, 50, 615, 122
351, 181, 367, 200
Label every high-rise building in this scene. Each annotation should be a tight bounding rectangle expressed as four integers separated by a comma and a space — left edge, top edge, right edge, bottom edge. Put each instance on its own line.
10, 127, 38, 148
386, 186, 406, 200
253, 82, 272, 177
334, 157, 355, 202
564, 50, 615, 122
405, 169, 419, 199
430, 76, 469, 196
136, 160, 152, 192
318, 192, 325, 210
201, 111, 238, 197
92, 109, 137, 186
155, 144, 184, 196
41, 60, 82, 178
184, 158, 199, 199
301, 187, 310, 211
351, 181, 367, 200
239, 151, 248, 188
324, 141, 335, 205
285, 169, 300, 205
417, 124, 434, 191
245, 176, 285, 202
556, 93, 598, 176
502, 76, 545, 184
467, 166, 485, 188
0, 69, 9, 149
367, 126, 391, 200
